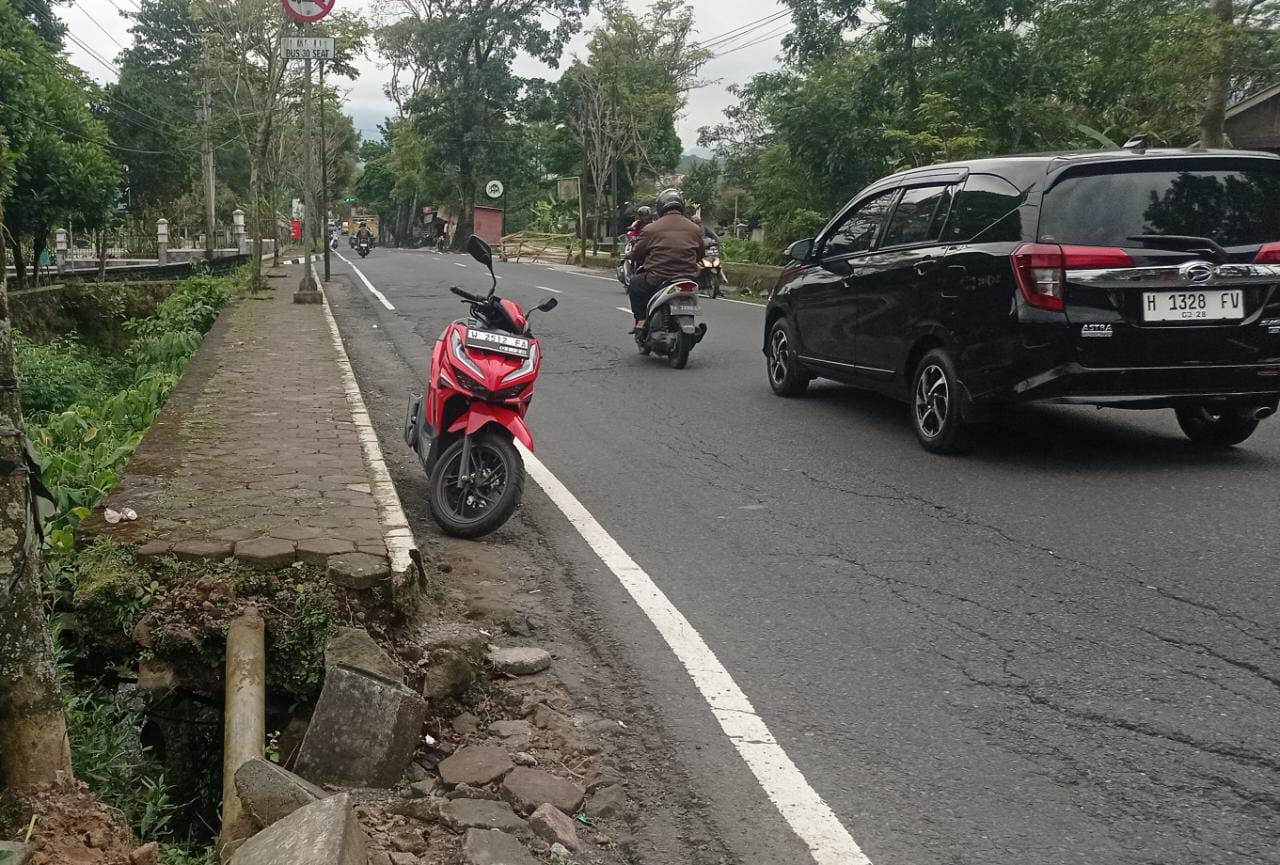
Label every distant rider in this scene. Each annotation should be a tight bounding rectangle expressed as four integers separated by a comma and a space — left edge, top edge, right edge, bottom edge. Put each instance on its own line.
691, 213, 720, 247
626, 189, 704, 332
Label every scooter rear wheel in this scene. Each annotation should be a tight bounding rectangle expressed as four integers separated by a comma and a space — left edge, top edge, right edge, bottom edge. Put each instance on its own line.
428, 431, 525, 538
669, 331, 692, 369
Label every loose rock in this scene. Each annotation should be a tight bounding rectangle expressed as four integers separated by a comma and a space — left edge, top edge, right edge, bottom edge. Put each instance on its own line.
500, 768, 585, 816
228, 792, 367, 865
487, 646, 552, 676
408, 779, 439, 798
511, 752, 537, 767
584, 784, 626, 821
0, 842, 32, 865
388, 854, 419, 865
440, 799, 528, 834
452, 711, 481, 735
461, 829, 538, 865
438, 746, 514, 789
446, 783, 501, 802
324, 627, 402, 683
421, 648, 475, 699
528, 803, 579, 851
487, 719, 532, 748
234, 756, 328, 827
128, 842, 159, 865
327, 552, 391, 591
295, 665, 428, 788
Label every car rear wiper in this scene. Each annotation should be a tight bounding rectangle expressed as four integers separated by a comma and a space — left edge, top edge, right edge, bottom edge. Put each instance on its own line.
1127, 234, 1229, 262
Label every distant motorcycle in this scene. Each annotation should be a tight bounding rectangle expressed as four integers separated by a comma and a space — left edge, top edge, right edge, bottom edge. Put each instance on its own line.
698, 242, 725, 299
357, 236, 371, 258
633, 271, 707, 369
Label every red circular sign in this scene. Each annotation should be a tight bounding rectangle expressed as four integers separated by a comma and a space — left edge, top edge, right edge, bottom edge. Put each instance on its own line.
282, 0, 335, 24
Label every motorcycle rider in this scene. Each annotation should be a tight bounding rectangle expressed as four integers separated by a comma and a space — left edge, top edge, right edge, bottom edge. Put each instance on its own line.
356, 224, 373, 246
691, 213, 720, 246
626, 189, 703, 332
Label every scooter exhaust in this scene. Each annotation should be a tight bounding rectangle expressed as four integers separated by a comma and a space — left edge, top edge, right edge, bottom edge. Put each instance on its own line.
1253, 405, 1275, 420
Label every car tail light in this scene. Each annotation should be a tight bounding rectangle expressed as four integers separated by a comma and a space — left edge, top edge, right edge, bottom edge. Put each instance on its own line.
1254, 242, 1280, 263
1011, 244, 1132, 312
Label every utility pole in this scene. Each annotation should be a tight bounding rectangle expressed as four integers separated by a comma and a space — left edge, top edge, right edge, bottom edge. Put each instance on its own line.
577, 176, 586, 266
320, 59, 330, 281
302, 53, 316, 287
201, 42, 217, 261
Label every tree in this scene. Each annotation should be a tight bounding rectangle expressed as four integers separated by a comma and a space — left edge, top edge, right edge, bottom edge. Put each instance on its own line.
379, 0, 590, 248
1199, 0, 1280, 147
0, 0, 74, 790
681, 158, 720, 222
0, 0, 119, 289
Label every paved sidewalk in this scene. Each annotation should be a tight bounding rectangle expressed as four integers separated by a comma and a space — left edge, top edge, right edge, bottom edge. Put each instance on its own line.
85, 261, 412, 586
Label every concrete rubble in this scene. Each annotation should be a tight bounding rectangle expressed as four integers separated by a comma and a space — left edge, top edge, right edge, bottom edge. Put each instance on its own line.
234, 756, 329, 827
325, 626, 403, 683
228, 793, 367, 865
295, 664, 428, 788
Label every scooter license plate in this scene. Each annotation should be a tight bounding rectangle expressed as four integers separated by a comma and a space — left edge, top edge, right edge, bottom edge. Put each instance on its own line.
465, 328, 531, 358
668, 302, 700, 316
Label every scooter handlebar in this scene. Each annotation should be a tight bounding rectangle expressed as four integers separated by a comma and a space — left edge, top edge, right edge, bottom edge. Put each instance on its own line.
451, 286, 485, 303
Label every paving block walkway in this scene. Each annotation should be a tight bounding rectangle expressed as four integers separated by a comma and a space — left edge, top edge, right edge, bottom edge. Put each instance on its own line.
84, 262, 408, 581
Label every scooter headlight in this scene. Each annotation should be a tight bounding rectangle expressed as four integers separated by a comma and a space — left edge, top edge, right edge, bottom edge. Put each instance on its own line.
449, 330, 486, 379
500, 342, 539, 385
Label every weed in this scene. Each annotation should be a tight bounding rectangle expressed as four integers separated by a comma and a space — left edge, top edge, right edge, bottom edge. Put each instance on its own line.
158, 845, 216, 865
71, 541, 147, 637
270, 581, 338, 700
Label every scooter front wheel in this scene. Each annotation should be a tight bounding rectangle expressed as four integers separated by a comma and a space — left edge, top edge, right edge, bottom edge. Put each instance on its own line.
428, 431, 525, 538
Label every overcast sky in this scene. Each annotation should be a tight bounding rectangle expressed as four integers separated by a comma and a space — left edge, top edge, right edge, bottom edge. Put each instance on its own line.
57, 0, 792, 153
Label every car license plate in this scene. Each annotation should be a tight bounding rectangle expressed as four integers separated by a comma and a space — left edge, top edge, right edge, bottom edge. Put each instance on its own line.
668, 303, 699, 316
465, 328, 530, 358
1142, 290, 1244, 322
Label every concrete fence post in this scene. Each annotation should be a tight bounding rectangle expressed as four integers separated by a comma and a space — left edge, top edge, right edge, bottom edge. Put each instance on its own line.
157, 218, 169, 265
232, 208, 246, 255
54, 228, 67, 275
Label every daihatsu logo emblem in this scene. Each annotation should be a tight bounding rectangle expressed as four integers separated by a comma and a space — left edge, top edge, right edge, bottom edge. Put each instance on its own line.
1184, 262, 1215, 284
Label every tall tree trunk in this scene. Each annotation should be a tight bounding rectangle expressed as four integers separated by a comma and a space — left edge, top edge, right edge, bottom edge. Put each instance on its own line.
96, 231, 107, 282
0, 198, 73, 790
8, 230, 26, 292
248, 155, 263, 290
1200, 0, 1235, 148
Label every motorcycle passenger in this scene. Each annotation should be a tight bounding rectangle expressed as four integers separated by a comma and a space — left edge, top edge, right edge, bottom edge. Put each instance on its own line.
627, 205, 654, 238
356, 225, 372, 247
626, 189, 704, 332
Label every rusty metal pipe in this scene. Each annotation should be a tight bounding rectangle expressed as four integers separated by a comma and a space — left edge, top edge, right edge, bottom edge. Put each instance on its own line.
218, 608, 265, 861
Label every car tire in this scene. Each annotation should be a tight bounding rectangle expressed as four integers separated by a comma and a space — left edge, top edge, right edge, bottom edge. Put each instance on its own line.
1175, 404, 1260, 448
766, 318, 809, 397
911, 348, 970, 454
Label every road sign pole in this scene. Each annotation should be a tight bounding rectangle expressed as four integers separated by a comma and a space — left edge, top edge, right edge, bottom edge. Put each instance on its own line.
578, 176, 586, 266
320, 59, 330, 282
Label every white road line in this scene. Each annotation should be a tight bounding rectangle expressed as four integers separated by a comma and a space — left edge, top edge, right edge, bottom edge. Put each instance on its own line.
516, 444, 871, 865
333, 251, 395, 310
454, 262, 468, 268
718, 296, 763, 307
335, 262, 868, 865
536, 285, 562, 294
615, 307, 632, 314
575, 273, 618, 282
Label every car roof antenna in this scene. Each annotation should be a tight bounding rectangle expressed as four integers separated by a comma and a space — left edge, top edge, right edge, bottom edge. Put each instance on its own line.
1121, 135, 1147, 154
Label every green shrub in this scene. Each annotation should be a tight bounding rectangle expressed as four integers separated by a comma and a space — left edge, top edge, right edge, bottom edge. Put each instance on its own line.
720, 238, 778, 264
271, 582, 338, 700
71, 541, 149, 637
14, 333, 122, 415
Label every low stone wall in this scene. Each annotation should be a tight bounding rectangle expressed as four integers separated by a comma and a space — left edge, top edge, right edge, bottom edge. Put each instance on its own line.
9, 281, 177, 345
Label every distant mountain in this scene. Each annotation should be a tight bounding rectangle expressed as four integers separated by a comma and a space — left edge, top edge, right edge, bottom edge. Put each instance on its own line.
677, 153, 710, 172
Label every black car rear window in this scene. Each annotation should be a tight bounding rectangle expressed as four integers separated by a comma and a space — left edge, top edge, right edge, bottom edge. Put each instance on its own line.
1039, 161, 1280, 249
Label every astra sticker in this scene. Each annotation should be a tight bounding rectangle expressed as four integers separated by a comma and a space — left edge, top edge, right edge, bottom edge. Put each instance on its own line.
1081, 324, 1113, 338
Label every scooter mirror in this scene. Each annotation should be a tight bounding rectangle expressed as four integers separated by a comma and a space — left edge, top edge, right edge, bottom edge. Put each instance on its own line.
466, 234, 493, 270
536, 297, 559, 312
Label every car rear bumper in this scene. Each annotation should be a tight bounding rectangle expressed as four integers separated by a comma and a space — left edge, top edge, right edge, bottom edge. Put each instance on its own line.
989, 362, 1280, 410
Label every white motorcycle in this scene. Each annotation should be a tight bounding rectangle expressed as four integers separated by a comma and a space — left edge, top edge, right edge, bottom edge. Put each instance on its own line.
634, 274, 707, 369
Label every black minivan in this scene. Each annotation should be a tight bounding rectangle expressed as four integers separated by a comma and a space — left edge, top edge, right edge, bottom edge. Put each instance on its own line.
763, 148, 1280, 452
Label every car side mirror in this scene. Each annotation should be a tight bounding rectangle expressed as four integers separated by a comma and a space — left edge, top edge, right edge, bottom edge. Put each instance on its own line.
536, 297, 558, 312
787, 238, 815, 262
467, 234, 493, 269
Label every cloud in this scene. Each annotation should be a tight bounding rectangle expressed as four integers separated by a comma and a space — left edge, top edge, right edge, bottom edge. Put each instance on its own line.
62, 0, 788, 151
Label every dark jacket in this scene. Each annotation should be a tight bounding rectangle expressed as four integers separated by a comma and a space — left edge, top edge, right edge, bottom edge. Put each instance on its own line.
629, 213, 704, 282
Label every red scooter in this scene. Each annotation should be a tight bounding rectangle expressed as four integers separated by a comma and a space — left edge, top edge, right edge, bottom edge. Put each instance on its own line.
404, 235, 557, 537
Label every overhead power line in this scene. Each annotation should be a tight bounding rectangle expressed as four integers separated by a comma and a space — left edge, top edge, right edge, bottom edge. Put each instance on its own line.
692, 10, 791, 52
709, 24, 795, 59
73, 0, 127, 52
0, 97, 240, 157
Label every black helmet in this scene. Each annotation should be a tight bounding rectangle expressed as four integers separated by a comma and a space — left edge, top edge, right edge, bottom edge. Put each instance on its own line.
656, 188, 684, 215
637, 205, 652, 220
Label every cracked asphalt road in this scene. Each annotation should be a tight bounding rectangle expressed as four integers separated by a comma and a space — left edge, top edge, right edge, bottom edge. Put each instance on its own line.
324, 247, 1280, 865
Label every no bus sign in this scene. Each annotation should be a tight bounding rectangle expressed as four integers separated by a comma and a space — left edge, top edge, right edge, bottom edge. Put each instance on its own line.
282, 0, 335, 24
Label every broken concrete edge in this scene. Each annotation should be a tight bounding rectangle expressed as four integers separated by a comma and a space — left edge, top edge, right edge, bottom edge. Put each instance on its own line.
316, 266, 420, 603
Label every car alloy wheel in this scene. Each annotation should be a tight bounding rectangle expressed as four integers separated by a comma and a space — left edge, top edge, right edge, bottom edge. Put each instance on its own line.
769, 328, 790, 386
914, 363, 949, 439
